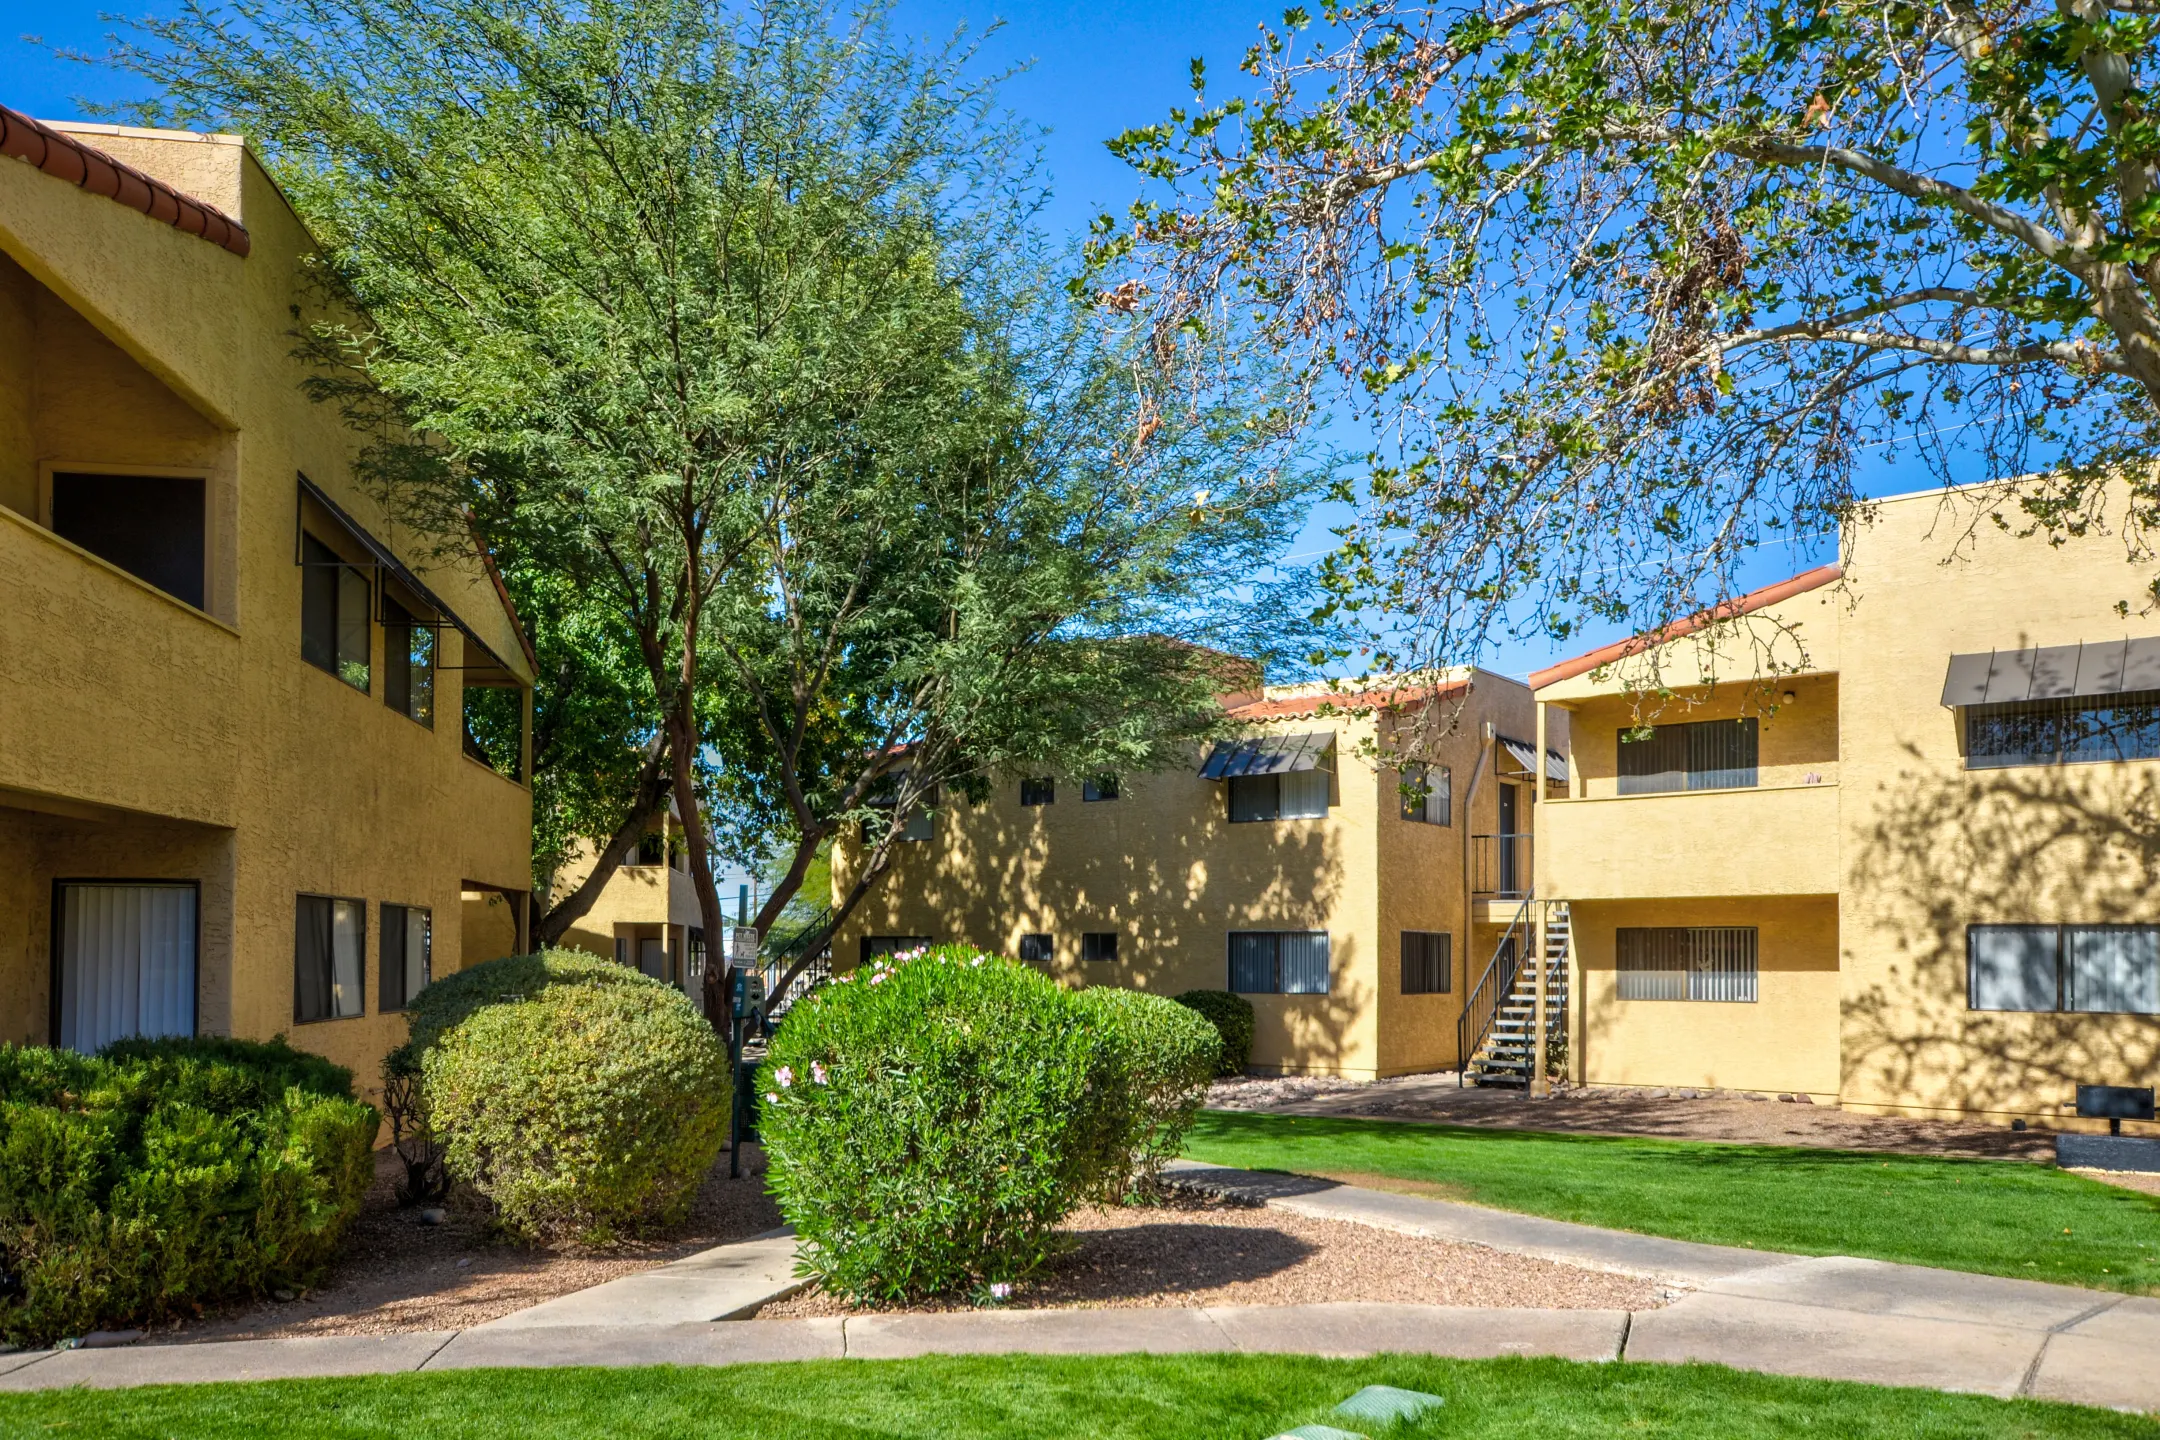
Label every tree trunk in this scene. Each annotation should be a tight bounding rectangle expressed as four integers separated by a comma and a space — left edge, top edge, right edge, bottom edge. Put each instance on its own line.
532, 739, 673, 947
666, 686, 730, 1029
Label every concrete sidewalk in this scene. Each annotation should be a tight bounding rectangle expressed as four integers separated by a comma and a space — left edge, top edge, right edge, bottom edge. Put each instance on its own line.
0, 1166, 2152, 1413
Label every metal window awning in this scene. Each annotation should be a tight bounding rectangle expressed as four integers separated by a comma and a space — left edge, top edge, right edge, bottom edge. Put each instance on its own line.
1199, 731, 1335, 779
1939, 638, 2160, 706
1499, 735, 1570, 784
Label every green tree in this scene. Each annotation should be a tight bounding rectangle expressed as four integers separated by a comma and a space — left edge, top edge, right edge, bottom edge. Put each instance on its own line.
1092, 0, 2160, 673
702, 295, 1320, 990
115, 0, 1040, 985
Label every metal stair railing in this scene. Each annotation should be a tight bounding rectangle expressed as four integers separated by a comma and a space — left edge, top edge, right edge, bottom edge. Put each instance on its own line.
760, 904, 834, 1023
1459, 893, 1534, 1087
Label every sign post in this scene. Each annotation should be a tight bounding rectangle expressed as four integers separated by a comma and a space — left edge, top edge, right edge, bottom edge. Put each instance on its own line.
725, 927, 763, 1179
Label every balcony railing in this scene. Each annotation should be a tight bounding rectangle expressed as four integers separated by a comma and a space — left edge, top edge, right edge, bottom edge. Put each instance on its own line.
1471, 832, 1532, 898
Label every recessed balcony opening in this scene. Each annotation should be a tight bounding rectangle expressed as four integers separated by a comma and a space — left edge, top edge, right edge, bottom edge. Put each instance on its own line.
49, 471, 207, 609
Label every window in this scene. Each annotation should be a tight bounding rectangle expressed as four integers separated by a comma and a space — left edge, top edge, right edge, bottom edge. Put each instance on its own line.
1618, 718, 1758, 795
1082, 931, 1120, 963
1020, 777, 1056, 806
1966, 694, 2160, 768
1019, 933, 1054, 963
1083, 775, 1120, 801
1229, 931, 1331, 994
1401, 931, 1452, 994
1400, 764, 1452, 825
51, 472, 207, 609
687, 927, 707, 979
1969, 924, 2160, 1014
862, 935, 931, 965
295, 895, 366, 1022
1617, 927, 1758, 1002
1228, 770, 1331, 822
383, 599, 435, 726
899, 804, 935, 842
379, 904, 431, 1012
301, 534, 371, 691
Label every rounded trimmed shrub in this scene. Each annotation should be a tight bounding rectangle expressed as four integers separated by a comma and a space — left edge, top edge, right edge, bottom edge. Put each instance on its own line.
0, 1036, 376, 1346
417, 950, 731, 1245
402, 946, 660, 1056
1173, 989, 1254, 1076
1073, 987, 1220, 1200
757, 945, 1118, 1302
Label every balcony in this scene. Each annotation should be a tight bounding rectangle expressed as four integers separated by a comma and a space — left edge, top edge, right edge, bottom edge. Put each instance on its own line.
0, 507, 241, 826
1471, 832, 1533, 899
1539, 781, 1840, 901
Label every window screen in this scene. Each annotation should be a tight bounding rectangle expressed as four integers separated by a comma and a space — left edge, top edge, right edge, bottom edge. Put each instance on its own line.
1400, 764, 1452, 825
1082, 932, 1120, 963
1617, 926, 1758, 1002
295, 895, 366, 1022
1279, 770, 1331, 818
1227, 774, 1279, 822
1966, 694, 2160, 767
51, 472, 207, 609
1401, 931, 1451, 993
301, 534, 370, 691
1618, 718, 1758, 794
1970, 924, 2160, 1013
1228, 931, 1331, 994
1018, 933, 1053, 963
383, 598, 435, 726
379, 903, 431, 1012
1020, 777, 1055, 806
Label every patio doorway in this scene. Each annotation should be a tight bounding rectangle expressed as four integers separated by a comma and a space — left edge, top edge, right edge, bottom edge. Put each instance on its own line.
53, 881, 198, 1053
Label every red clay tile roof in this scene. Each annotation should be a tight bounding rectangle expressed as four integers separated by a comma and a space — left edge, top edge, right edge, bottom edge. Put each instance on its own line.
1529, 564, 1843, 691
0, 105, 251, 258
1227, 677, 1470, 721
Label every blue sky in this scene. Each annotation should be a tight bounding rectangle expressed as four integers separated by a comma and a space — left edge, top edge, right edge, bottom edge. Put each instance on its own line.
3, 0, 1857, 680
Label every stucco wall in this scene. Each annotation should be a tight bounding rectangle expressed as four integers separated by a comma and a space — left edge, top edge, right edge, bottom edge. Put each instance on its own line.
1835, 487, 2160, 1122
0, 126, 535, 1098
1571, 895, 1842, 1098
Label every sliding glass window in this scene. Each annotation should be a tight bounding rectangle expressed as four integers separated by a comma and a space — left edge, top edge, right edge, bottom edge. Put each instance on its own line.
295, 895, 366, 1022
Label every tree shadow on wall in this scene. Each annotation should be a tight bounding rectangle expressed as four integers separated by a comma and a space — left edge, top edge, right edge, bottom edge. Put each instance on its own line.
1845, 746, 2160, 1112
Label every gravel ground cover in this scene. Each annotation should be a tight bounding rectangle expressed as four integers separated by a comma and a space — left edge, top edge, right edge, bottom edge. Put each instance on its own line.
760, 1191, 1664, 1317
159, 1144, 785, 1343
1207, 1074, 2063, 1161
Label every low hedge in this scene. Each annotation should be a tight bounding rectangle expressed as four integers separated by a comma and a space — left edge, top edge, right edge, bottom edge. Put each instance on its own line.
0, 1036, 376, 1347
1173, 990, 1254, 1076
415, 950, 731, 1245
1073, 987, 1220, 1200
758, 946, 1119, 1302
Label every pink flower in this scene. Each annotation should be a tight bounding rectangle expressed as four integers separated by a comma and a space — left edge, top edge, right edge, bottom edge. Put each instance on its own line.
989, 1283, 1012, 1299
764, 1092, 779, 1104
775, 1066, 794, 1089
811, 1062, 829, 1085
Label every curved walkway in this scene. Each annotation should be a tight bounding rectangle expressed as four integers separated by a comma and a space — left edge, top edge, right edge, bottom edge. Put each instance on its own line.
0, 1164, 2151, 1414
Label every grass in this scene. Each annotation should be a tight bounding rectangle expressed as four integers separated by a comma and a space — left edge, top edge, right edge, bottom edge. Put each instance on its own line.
0, 1354, 2153, 1439
1181, 1111, 2160, 1292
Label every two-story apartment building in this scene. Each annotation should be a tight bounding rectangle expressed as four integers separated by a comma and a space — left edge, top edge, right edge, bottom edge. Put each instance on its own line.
548, 802, 737, 994
1533, 482, 2160, 1123
833, 670, 1565, 1077
0, 109, 535, 1086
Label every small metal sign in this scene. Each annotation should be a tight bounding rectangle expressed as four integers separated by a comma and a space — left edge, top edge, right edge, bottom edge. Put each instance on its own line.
725, 926, 761, 964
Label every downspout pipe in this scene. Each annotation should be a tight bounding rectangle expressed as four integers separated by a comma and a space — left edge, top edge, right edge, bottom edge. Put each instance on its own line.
1458, 722, 1495, 1067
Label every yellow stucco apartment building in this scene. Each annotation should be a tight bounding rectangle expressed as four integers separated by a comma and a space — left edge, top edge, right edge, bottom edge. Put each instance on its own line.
835, 671, 1566, 1078
0, 108, 535, 1085
1535, 483, 2160, 1124
547, 803, 716, 994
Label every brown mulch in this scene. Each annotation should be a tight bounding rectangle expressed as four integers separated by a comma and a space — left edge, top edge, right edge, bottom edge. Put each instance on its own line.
1209, 1074, 2061, 1162
156, 1143, 785, 1344
758, 1191, 1664, 1318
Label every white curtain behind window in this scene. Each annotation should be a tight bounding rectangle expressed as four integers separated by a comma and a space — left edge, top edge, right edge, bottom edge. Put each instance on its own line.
58, 883, 196, 1053
1279, 931, 1331, 994
1279, 769, 1331, 818
330, 899, 365, 1018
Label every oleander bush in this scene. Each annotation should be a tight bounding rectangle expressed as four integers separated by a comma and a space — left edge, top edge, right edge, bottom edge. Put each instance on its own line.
0, 1036, 377, 1347
1172, 989, 1254, 1077
1074, 987, 1221, 1201
414, 950, 730, 1245
758, 945, 1120, 1301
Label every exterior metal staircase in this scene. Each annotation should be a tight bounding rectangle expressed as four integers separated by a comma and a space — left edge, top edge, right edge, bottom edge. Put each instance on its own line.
760, 905, 834, 1026
1460, 899, 1571, 1089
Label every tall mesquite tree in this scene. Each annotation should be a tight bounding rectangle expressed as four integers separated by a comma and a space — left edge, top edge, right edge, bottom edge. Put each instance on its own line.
1092, 0, 2160, 674
116, 0, 1044, 979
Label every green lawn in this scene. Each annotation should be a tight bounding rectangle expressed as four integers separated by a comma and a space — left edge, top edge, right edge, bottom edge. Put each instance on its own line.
1181, 1111, 2160, 1292
0, 1354, 2152, 1439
